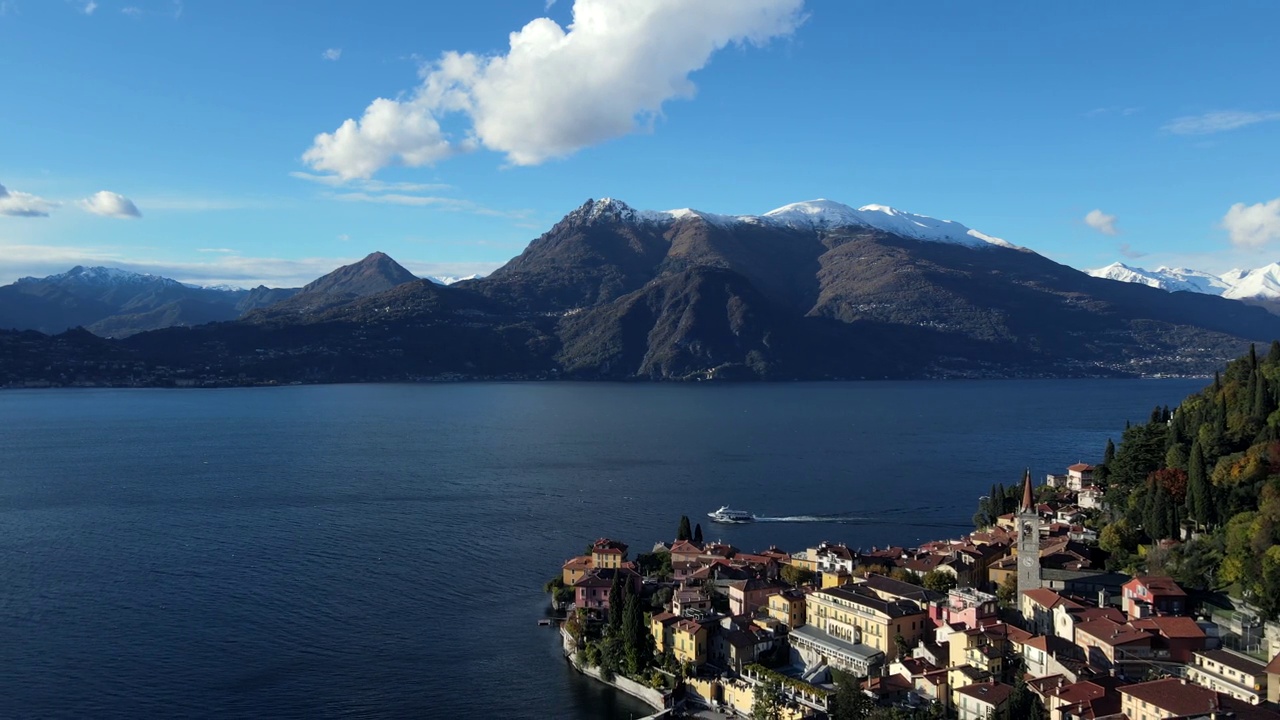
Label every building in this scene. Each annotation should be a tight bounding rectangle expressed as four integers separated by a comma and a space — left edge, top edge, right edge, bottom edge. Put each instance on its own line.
650, 611, 679, 653
1073, 619, 1153, 673
572, 567, 641, 612
1021, 587, 1080, 636
1129, 615, 1208, 663
1030, 676, 1122, 720
728, 577, 789, 617
788, 623, 885, 677
1016, 470, 1042, 600
766, 589, 806, 629
590, 538, 628, 569
954, 681, 1013, 720
940, 587, 998, 630
1065, 463, 1094, 491
1119, 678, 1223, 720
806, 584, 929, 661
672, 585, 712, 616
1121, 575, 1187, 618
1187, 649, 1269, 705
672, 618, 709, 666
561, 554, 593, 585
1269, 651, 1280, 704
1078, 485, 1104, 510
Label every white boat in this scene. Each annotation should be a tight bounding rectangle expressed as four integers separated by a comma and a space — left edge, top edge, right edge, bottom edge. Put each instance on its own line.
707, 505, 754, 523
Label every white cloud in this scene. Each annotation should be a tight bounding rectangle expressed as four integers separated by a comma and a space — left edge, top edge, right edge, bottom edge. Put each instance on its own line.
121, 6, 140, 16
289, 171, 451, 193
304, 0, 805, 179
322, 47, 342, 61
0, 182, 58, 217
82, 1, 97, 14
80, 190, 142, 218
1084, 209, 1118, 236
1223, 197, 1280, 249
1162, 110, 1280, 136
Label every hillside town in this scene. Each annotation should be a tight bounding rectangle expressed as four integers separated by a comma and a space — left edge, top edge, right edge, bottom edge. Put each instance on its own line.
551, 466, 1280, 719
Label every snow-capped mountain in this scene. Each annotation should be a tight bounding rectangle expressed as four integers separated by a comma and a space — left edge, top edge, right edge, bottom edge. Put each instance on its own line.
1088, 261, 1280, 301
574, 198, 1017, 249
428, 274, 485, 285
1087, 262, 1231, 296
16, 265, 185, 289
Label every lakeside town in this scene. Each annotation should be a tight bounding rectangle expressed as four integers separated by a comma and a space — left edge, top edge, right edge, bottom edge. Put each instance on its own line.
548, 464, 1280, 720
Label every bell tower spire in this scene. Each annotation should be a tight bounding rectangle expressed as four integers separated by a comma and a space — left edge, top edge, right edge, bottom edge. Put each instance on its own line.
1016, 467, 1042, 604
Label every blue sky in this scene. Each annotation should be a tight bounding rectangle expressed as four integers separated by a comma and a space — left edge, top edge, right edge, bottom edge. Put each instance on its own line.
2, 0, 1278, 287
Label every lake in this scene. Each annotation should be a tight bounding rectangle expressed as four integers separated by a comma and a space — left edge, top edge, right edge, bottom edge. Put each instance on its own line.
0, 379, 1204, 718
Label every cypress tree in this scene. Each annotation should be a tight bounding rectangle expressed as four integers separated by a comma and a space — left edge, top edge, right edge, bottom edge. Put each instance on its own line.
1250, 343, 1258, 371
621, 588, 646, 673
676, 515, 691, 542
1214, 371, 1221, 393
1269, 340, 1280, 365
693, 523, 703, 544
608, 571, 625, 633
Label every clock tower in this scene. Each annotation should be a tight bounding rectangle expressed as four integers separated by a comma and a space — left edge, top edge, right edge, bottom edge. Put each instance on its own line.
1016, 468, 1041, 600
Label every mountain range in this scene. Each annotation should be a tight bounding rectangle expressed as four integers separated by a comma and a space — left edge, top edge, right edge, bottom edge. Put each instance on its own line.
1089, 261, 1280, 302
5, 198, 1280, 385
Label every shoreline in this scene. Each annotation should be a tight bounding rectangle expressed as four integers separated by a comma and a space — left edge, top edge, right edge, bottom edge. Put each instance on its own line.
560, 627, 669, 713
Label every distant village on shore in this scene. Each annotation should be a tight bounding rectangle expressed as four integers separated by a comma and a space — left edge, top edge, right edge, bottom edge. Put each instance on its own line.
548, 464, 1280, 720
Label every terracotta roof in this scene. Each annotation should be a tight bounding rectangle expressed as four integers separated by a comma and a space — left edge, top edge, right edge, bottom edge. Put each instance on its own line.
562, 555, 592, 569
651, 612, 678, 624
592, 538, 628, 553
895, 657, 937, 676
863, 673, 913, 695
1021, 588, 1081, 610
1124, 574, 1186, 596
1268, 651, 1280, 674
1075, 619, 1153, 647
1068, 463, 1094, 472
669, 540, 704, 554
1066, 606, 1126, 624
1130, 616, 1205, 639
956, 681, 1014, 707
674, 619, 705, 635
1021, 469, 1034, 511
1119, 678, 1220, 716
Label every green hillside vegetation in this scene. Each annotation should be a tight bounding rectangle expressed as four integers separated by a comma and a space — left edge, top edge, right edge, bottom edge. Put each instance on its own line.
1095, 342, 1280, 619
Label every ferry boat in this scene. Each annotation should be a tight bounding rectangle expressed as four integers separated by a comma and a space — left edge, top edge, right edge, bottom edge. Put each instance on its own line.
707, 506, 754, 523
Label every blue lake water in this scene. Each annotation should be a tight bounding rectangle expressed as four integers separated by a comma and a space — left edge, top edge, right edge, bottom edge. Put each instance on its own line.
0, 379, 1204, 718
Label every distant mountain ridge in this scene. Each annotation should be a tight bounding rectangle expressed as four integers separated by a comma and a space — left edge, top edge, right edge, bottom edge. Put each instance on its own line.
0, 265, 301, 337
5, 197, 1280, 385
1089, 261, 1280, 301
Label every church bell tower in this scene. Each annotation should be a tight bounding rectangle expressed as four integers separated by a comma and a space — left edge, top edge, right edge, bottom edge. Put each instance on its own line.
1016, 468, 1041, 599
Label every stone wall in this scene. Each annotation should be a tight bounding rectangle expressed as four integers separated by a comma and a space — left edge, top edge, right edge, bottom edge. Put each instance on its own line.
561, 627, 668, 711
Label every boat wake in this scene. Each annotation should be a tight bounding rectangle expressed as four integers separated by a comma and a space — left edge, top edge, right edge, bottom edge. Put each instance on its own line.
752, 513, 870, 523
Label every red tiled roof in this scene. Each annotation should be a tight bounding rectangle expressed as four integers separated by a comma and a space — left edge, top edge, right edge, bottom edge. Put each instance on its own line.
1119, 678, 1220, 716
562, 555, 592, 569
1068, 463, 1094, 472
1130, 616, 1205, 639
1067, 606, 1125, 624
1021, 588, 1081, 610
1268, 651, 1280, 674
1075, 619, 1153, 647
1124, 574, 1186, 597
956, 681, 1014, 707
651, 612, 678, 624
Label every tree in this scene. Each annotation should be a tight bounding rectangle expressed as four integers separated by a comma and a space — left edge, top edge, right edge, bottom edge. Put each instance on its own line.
1187, 440, 1214, 528
751, 676, 784, 720
607, 571, 625, 634
889, 567, 921, 585
996, 573, 1018, 606
829, 668, 873, 720
676, 515, 692, 542
781, 564, 815, 586
621, 589, 649, 674
693, 522, 704, 544
921, 570, 957, 593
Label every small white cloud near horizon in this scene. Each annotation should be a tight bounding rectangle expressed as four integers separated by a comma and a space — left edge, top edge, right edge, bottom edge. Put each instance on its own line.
1162, 110, 1280, 136
1084, 209, 1118, 236
0, 182, 58, 217
322, 48, 342, 61
303, 0, 806, 179
1223, 197, 1280, 249
82, 1, 97, 14
80, 190, 142, 218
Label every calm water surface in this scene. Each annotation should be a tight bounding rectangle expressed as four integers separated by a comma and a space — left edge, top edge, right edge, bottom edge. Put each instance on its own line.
0, 379, 1203, 719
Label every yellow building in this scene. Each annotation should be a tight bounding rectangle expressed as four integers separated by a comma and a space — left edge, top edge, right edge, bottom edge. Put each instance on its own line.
562, 555, 592, 585
806, 585, 927, 661
821, 571, 853, 589
650, 611, 679, 654
590, 538, 628, 569
673, 618, 709, 666
767, 589, 807, 628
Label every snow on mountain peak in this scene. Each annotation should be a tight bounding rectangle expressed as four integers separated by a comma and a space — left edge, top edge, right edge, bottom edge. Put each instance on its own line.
763, 199, 1015, 248
18, 265, 181, 287
1088, 262, 1233, 296
568, 197, 1016, 249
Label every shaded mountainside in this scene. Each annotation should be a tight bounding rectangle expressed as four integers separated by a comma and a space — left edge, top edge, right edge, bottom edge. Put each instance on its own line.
0, 265, 302, 338
6, 198, 1280, 386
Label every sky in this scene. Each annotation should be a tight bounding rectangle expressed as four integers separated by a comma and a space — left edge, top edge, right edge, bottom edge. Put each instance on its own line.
2, 0, 1279, 288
